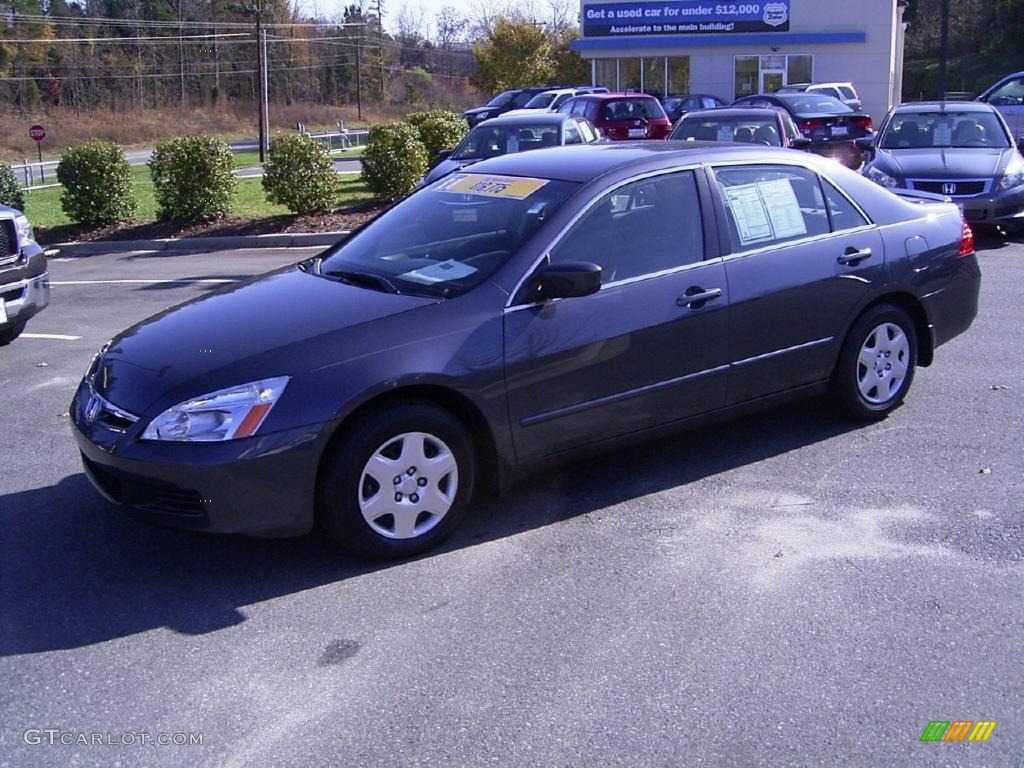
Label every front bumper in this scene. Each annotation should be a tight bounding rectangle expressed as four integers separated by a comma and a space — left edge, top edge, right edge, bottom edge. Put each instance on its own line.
70, 382, 327, 537
1, 270, 49, 329
955, 184, 1024, 225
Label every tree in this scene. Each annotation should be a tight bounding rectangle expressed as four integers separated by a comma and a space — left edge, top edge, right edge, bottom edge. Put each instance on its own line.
471, 16, 554, 94
550, 27, 589, 86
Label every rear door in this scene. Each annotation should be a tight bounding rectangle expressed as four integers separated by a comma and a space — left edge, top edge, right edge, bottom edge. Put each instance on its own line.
504, 169, 730, 461
710, 163, 885, 403
979, 74, 1024, 138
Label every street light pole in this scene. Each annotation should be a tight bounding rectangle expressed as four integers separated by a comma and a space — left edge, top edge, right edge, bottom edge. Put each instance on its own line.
938, 0, 950, 99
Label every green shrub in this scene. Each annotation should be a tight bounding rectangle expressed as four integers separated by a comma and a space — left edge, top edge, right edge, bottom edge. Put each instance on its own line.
149, 136, 236, 223
360, 122, 428, 201
262, 133, 337, 214
0, 163, 25, 211
405, 110, 468, 164
55, 142, 136, 226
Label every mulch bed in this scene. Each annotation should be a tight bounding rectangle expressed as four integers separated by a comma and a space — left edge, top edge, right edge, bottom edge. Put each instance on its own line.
37, 201, 388, 246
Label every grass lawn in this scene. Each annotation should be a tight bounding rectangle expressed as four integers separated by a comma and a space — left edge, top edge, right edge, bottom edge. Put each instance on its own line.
25, 168, 373, 230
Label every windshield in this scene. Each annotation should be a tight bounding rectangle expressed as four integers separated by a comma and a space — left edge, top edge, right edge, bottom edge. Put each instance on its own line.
318, 174, 579, 298
452, 124, 561, 160
486, 90, 518, 107
598, 98, 665, 121
525, 92, 558, 109
672, 116, 783, 146
778, 94, 852, 114
880, 111, 1011, 149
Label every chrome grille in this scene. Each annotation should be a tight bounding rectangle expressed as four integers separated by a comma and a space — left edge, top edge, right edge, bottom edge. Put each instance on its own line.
911, 180, 988, 197
0, 220, 16, 267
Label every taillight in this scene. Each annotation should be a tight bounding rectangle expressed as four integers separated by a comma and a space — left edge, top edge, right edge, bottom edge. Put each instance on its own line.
959, 220, 975, 257
797, 119, 824, 136
854, 117, 873, 132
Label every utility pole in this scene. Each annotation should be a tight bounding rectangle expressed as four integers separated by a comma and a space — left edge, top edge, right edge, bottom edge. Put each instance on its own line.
355, 39, 363, 120
938, 0, 950, 99
259, 24, 269, 160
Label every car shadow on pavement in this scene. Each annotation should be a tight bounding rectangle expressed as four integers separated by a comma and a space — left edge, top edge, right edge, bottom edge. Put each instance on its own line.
0, 399, 857, 657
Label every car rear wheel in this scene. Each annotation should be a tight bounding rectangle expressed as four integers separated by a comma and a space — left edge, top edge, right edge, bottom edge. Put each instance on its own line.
318, 403, 476, 560
0, 321, 26, 346
833, 304, 917, 420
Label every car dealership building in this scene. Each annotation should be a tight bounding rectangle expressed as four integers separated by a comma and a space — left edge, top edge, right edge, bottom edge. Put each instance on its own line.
572, 0, 909, 120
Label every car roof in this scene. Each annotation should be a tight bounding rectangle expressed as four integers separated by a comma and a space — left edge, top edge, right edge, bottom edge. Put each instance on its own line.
893, 101, 995, 113
458, 141, 810, 183
573, 92, 660, 101
681, 107, 781, 119
474, 112, 573, 127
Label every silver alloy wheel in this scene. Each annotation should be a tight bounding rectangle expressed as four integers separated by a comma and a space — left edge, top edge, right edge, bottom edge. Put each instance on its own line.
856, 322, 910, 405
358, 431, 459, 539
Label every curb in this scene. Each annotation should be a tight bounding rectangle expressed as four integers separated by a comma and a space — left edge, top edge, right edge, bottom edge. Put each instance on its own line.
49, 231, 351, 256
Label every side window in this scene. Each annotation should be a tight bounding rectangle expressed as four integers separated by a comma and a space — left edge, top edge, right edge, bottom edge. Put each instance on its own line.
556, 99, 575, 115
713, 165, 830, 252
550, 171, 705, 284
821, 178, 871, 231
572, 100, 590, 117
553, 93, 571, 109
701, 97, 720, 109
564, 122, 582, 145
985, 77, 1024, 105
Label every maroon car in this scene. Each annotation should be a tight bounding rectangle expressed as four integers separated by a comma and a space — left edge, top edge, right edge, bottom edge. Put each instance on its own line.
558, 93, 672, 140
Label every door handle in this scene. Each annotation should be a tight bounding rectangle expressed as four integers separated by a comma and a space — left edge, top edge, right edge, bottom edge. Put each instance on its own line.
837, 246, 873, 265
677, 286, 723, 309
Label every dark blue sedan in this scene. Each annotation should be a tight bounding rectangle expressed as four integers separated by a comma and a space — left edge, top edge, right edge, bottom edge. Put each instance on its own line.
72, 143, 980, 559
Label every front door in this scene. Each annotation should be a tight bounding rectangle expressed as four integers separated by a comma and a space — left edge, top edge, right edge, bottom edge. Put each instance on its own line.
760, 69, 785, 94
503, 170, 730, 462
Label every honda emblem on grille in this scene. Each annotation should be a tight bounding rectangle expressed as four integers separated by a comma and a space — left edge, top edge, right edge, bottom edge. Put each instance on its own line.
943, 182, 957, 195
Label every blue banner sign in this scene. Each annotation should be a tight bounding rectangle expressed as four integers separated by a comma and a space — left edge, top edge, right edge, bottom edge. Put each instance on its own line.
582, 1, 791, 37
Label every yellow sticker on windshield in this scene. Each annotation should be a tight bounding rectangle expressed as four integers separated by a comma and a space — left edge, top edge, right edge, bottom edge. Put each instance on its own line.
437, 173, 549, 200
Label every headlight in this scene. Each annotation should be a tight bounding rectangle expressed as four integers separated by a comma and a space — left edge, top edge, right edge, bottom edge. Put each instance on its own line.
865, 165, 899, 189
999, 157, 1024, 190
476, 111, 489, 120
142, 376, 289, 442
14, 214, 35, 246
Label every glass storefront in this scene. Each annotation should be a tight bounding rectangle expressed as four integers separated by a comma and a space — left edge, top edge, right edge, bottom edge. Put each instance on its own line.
590, 57, 691, 96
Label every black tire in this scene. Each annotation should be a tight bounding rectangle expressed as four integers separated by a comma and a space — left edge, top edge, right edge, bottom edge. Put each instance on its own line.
0, 321, 26, 346
318, 403, 476, 560
833, 304, 917, 420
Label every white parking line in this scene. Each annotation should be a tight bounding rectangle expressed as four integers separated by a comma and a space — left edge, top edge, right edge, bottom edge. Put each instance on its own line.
21, 333, 82, 340
50, 278, 238, 285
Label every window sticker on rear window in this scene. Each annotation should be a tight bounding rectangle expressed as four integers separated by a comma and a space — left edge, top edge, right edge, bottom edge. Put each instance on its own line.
723, 184, 773, 244
758, 179, 807, 239
400, 259, 478, 285
717, 125, 734, 142
436, 173, 549, 200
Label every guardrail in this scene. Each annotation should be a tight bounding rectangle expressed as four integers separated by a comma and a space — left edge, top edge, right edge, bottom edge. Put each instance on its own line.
11, 159, 60, 192
296, 122, 369, 152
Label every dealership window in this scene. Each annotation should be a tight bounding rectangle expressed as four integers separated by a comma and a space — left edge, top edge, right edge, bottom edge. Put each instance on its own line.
592, 56, 689, 94
620, 58, 641, 91
734, 55, 814, 99
594, 59, 616, 91
667, 57, 690, 95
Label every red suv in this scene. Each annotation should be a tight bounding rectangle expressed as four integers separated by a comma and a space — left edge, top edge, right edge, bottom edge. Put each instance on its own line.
557, 93, 671, 140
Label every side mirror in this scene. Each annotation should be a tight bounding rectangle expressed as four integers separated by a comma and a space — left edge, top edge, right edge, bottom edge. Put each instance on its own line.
436, 149, 452, 161
854, 135, 875, 151
526, 261, 601, 302
791, 137, 813, 150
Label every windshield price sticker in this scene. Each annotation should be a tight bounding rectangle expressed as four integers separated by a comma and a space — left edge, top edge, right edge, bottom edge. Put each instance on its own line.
437, 174, 549, 200
717, 125, 735, 142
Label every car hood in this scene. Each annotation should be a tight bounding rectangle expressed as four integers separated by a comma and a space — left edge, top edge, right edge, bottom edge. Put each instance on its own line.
94, 266, 437, 415
463, 107, 497, 118
423, 157, 474, 185
878, 147, 1012, 179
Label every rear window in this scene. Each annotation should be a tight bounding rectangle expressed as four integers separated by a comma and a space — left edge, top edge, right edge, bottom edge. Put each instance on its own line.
838, 86, 857, 100
778, 94, 852, 114
599, 98, 666, 121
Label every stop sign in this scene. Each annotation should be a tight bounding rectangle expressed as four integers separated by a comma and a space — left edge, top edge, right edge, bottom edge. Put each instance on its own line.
29, 124, 46, 141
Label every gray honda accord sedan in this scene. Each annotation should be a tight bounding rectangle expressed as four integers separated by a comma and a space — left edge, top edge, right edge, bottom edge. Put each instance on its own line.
72, 143, 980, 559
859, 101, 1024, 232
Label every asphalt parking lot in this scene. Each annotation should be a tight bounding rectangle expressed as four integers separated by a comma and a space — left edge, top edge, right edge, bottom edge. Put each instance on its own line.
1, 236, 1021, 767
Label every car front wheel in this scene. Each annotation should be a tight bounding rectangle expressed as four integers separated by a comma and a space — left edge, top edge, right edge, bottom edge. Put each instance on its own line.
318, 403, 476, 560
833, 304, 917, 420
